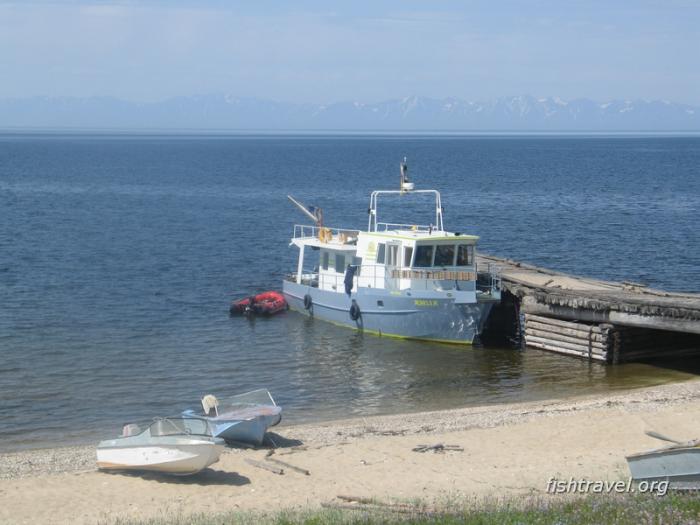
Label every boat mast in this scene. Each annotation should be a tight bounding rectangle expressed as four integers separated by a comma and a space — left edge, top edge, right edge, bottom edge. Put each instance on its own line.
367, 159, 443, 232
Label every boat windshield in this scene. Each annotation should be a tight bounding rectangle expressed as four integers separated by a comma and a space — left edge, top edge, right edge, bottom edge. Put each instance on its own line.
224, 389, 277, 409
121, 417, 212, 438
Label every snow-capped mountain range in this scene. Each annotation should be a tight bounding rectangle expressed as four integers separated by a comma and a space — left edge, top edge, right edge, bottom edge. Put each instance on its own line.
1, 95, 698, 131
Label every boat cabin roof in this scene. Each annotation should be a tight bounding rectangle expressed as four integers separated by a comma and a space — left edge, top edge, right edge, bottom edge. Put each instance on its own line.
291, 237, 359, 251
363, 229, 479, 243
291, 228, 479, 250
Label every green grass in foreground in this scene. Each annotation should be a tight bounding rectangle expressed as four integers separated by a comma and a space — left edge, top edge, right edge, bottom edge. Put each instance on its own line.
110, 492, 700, 525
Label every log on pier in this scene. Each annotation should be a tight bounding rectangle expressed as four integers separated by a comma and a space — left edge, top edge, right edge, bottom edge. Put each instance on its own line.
523, 314, 611, 362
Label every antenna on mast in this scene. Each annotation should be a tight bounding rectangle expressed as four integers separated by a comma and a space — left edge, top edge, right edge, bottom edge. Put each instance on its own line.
400, 157, 414, 192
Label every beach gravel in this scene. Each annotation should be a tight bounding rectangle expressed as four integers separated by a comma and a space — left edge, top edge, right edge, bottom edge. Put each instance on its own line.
3, 379, 700, 480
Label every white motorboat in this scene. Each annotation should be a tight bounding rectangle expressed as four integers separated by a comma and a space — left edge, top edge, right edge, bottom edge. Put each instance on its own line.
96, 417, 225, 476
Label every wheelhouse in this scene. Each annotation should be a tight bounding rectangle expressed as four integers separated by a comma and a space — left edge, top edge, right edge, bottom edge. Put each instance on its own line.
354, 232, 479, 292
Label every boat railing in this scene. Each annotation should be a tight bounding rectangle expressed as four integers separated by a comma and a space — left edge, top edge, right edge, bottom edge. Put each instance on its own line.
310, 264, 486, 293
317, 271, 361, 292
361, 265, 481, 292
376, 222, 431, 232
357, 264, 393, 290
293, 224, 361, 243
303, 265, 386, 292
476, 263, 502, 297
289, 263, 490, 294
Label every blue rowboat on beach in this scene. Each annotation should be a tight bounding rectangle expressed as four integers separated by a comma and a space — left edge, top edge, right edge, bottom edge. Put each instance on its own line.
183, 389, 282, 446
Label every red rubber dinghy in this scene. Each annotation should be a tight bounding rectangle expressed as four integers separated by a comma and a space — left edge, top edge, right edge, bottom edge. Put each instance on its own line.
230, 291, 287, 316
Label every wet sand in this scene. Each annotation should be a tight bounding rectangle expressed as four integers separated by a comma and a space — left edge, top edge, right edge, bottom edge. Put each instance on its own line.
2, 379, 700, 524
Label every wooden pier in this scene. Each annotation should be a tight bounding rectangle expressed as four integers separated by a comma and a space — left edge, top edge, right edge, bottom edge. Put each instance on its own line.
477, 254, 700, 363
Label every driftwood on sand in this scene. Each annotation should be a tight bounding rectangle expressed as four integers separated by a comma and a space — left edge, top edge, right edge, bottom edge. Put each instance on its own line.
264, 451, 310, 475
412, 443, 463, 453
244, 458, 284, 475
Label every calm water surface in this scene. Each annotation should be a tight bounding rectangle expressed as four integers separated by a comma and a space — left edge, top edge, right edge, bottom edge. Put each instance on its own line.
1, 134, 699, 451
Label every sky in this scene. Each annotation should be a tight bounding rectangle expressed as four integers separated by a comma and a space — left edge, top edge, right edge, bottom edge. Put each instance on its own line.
0, 0, 699, 105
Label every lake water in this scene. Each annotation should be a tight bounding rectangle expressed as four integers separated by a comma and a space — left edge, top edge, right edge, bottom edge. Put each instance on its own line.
1, 133, 699, 452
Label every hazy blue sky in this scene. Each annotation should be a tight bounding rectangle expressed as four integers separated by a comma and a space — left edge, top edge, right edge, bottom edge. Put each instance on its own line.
1, 0, 698, 104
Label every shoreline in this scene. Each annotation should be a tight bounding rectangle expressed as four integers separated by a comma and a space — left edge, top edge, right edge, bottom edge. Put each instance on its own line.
4, 378, 700, 524
3, 377, 700, 481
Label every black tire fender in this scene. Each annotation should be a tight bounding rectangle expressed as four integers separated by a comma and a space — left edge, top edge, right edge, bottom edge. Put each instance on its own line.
349, 301, 361, 321
303, 294, 313, 310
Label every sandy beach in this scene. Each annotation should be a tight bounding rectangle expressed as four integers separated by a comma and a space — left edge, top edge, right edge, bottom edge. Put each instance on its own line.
3, 379, 700, 524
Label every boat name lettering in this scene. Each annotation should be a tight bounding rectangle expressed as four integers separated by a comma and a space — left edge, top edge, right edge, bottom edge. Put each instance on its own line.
414, 300, 438, 307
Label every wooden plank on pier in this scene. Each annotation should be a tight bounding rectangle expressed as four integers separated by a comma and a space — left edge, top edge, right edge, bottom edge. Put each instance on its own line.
526, 340, 608, 362
523, 313, 611, 361
525, 322, 607, 343
525, 330, 607, 350
524, 314, 605, 333
525, 335, 606, 356
525, 315, 609, 341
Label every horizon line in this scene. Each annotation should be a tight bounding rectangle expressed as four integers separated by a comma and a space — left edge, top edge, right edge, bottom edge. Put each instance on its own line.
2, 127, 700, 137
1, 93, 699, 108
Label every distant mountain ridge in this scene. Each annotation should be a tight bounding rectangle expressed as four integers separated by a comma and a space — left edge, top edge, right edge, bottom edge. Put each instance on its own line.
1, 94, 698, 131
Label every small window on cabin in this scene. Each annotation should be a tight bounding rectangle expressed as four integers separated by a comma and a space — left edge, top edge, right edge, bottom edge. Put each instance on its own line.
404, 247, 413, 267
434, 245, 455, 267
456, 244, 474, 266
335, 254, 346, 273
376, 243, 386, 264
353, 257, 362, 276
387, 245, 399, 266
414, 245, 434, 267
322, 252, 329, 270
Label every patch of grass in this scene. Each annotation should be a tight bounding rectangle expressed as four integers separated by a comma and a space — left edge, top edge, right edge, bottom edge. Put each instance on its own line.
108, 492, 700, 525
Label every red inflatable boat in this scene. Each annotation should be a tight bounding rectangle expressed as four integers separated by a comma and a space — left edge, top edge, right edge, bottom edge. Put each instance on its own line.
230, 291, 287, 316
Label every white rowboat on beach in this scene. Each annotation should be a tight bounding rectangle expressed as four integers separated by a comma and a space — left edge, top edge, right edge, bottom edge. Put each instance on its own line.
96, 417, 225, 476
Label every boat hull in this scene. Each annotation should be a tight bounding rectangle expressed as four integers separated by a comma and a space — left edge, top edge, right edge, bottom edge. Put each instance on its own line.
182, 409, 281, 446
627, 447, 700, 488
283, 281, 494, 344
213, 415, 279, 446
96, 440, 224, 476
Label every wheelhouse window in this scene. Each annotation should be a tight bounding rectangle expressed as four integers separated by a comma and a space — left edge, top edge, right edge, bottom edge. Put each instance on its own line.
414, 245, 434, 267
387, 244, 399, 266
434, 244, 455, 267
456, 244, 474, 266
335, 253, 346, 273
376, 243, 386, 264
403, 246, 413, 267
322, 251, 329, 270
353, 256, 362, 276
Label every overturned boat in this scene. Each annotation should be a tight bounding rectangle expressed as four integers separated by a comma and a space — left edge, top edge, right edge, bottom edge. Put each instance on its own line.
283, 159, 501, 344
96, 417, 225, 476
183, 389, 282, 446
627, 432, 700, 489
